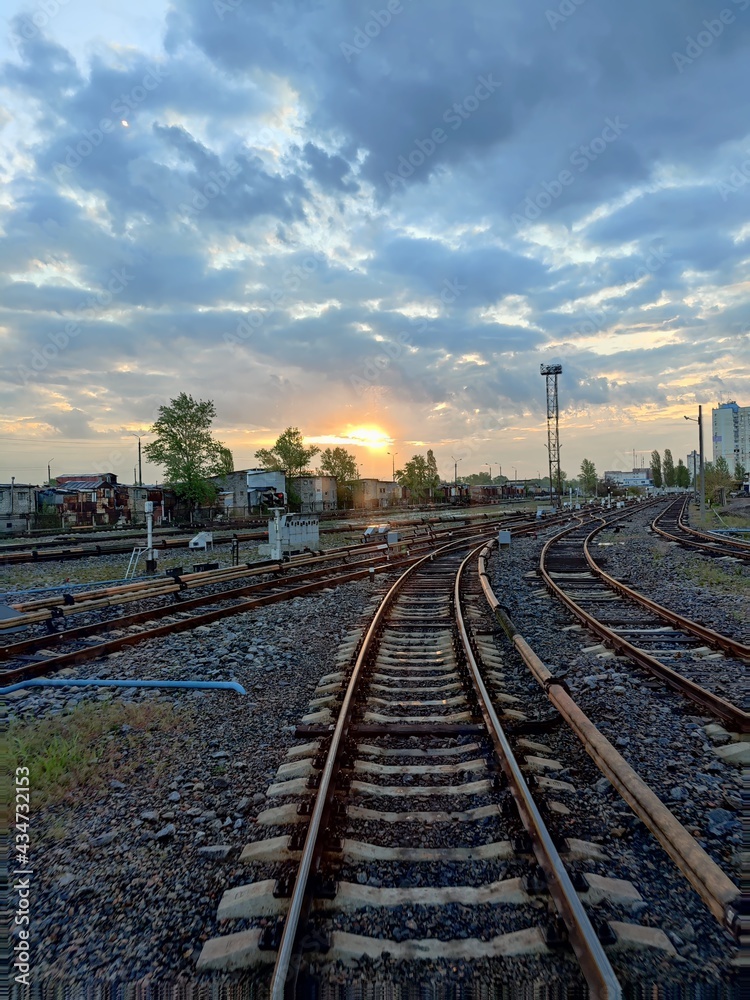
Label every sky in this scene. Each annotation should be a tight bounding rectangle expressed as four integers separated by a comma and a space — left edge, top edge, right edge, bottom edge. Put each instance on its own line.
0, 0, 748, 487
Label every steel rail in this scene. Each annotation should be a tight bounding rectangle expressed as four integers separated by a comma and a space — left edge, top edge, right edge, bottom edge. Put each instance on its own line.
2, 514, 555, 682
677, 497, 750, 552
0, 554, 434, 687
539, 519, 749, 732
455, 547, 623, 999
583, 520, 750, 660
651, 498, 750, 561
2, 512, 541, 624
267, 534, 488, 999
0, 507, 536, 566
477, 541, 746, 944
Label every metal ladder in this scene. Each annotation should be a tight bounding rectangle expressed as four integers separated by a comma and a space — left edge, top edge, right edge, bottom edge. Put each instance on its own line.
125, 546, 145, 580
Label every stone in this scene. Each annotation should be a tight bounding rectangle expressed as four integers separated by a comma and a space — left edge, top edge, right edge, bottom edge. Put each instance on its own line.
706, 808, 736, 837
168, 791, 181, 802
89, 831, 118, 847
197, 845, 232, 859
155, 823, 176, 840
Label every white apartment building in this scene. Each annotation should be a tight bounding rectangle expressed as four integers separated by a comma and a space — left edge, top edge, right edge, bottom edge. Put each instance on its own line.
712, 402, 750, 471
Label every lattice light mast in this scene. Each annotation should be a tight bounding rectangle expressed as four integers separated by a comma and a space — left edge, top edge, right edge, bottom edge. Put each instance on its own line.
540, 363, 563, 506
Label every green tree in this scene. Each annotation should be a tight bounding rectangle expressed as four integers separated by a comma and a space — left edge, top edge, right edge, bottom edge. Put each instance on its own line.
144, 393, 233, 505
318, 446, 358, 482
650, 449, 663, 488
735, 461, 747, 482
579, 458, 597, 496
318, 446, 358, 507
395, 454, 432, 501
663, 448, 675, 487
704, 456, 733, 496
255, 428, 320, 479
425, 449, 440, 497
675, 458, 690, 489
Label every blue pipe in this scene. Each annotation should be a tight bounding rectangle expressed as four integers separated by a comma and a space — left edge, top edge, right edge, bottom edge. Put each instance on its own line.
1, 678, 246, 695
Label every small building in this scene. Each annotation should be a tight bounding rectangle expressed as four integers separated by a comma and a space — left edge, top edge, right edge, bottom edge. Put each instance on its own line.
125, 485, 169, 525
469, 484, 503, 503
351, 479, 403, 509
53, 473, 122, 526
289, 475, 338, 513
207, 469, 287, 517
0, 483, 40, 532
603, 468, 653, 489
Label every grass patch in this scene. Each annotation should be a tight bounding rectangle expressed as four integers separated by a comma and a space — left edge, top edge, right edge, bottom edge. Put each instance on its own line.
680, 560, 749, 593
9, 699, 192, 809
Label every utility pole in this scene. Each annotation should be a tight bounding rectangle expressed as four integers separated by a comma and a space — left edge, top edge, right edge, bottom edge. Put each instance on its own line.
47, 459, 53, 485
540, 363, 563, 507
684, 407, 706, 524
138, 436, 143, 486
451, 455, 461, 485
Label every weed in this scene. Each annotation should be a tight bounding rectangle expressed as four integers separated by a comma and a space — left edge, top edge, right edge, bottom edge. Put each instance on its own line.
680, 560, 749, 594
9, 699, 191, 809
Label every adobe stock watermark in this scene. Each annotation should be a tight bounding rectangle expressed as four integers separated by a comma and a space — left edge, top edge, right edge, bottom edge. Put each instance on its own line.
52, 64, 169, 182
10, 0, 70, 46
546, 0, 590, 32
572, 243, 671, 337
715, 149, 750, 200
340, 0, 412, 61
511, 116, 628, 228
178, 159, 242, 221
384, 74, 501, 190
672, 0, 748, 72
17, 265, 136, 386
223, 249, 328, 348
213, 0, 244, 19
350, 277, 466, 395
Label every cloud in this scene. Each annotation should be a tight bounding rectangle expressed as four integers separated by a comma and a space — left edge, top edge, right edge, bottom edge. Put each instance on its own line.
0, 0, 748, 482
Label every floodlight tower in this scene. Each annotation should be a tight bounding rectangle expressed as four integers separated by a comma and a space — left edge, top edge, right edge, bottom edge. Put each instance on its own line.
540, 363, 563, 506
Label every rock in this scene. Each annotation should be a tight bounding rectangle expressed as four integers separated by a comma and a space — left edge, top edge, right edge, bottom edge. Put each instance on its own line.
197, 845, 232, 858
167, 791, 181, 803
210, 750, 229, 759
109, 780, 126, 789
706, 808, 736, 836
670, 787, 686, 801
595, 777, 611, 794
679, 921, 696, 942
154, 823, 176, 840
89, 831, 118, 847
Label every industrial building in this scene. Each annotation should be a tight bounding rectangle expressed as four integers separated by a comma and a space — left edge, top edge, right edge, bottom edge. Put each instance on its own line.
712, 401, 750, 472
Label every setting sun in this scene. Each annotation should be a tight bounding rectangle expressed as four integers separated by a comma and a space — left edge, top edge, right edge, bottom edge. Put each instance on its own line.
307, 425, 394, 450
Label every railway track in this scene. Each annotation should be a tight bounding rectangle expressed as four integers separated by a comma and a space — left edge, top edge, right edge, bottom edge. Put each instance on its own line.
652, 497, 750, 562
1, 512, 553, 687
0, 508, 523, 566
195, 524, 741, 995
538, 509, 748, 731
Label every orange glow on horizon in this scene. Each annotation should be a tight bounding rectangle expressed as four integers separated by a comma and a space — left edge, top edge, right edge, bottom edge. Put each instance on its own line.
307, 425, 394, 450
